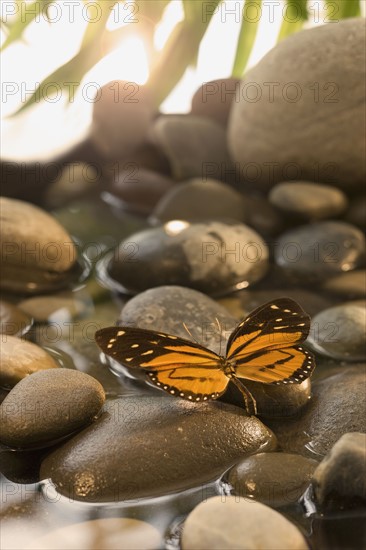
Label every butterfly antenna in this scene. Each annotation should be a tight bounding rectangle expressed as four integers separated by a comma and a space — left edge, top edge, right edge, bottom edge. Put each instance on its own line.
182, 322, 201, 345
231, 377, 257, 416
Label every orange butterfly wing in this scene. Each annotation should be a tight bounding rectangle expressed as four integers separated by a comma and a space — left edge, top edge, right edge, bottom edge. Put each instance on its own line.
95, 327, 229, 401
226, 298, 315, 384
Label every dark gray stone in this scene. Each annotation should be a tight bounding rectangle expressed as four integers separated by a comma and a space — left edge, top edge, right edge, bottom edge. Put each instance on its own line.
40, 397, 276, 502
0, 301, 32, 337
150, 178, 246, 224
152, 115, 234, 181
269, 182, 348, 220
274, 221, 365, 281
307, 301, 366, 361
266, 367, 366, 458
0, 369, 105, 448
228, 18, 366, 190
312, 433, 366, 511
0, 335, 58, 389
227, 452, 318, 507
105, 221, 268, 296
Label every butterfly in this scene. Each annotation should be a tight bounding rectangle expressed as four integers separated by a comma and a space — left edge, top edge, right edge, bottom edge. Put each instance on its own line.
95, 298, 315, 415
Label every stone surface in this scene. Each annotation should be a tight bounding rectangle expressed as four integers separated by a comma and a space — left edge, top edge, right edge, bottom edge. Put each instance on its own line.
27, 518, 161, 550
90, 81, 155, 160
40, 397, 276, 502
0, 335, 58, 388
312, 433, 366, 511
266, 367, 366, 458
152, 115, 234, 181
181, 496, 308, 550
106, 167, 176, 215
190, 78, 240, 126
44, 162, 100, 209
322, 270, 366, 298
0, 197, 78, 294
241, 194, 285, 237
344, 195, 366, 230
307, 301, 366, 361
18, 292, 90, 322
151, 178, 246, 223
228, 18, 366, 190
104, 221, 268, 296
274, 221, 365, 281
227, 452, 318, 507
0, 301, 32, 337
221, 377, 312, 418
269, 182, 348, 220
0, 369, 105, 448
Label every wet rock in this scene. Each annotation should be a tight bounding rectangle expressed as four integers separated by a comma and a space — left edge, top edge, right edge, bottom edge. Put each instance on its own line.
18, 291, 90, 322
274, 221, 365, 281
28, 518, 161, 550
152, 115, 234, 181
344, 195, 366, 230
322, 270, 366, 298
269, 182, 348, 220
221, 377, 312, 418
40, 397, 276, 502
242, 194, 285, 237
0, 197, 78, 294
228, 18, 366, 190
0, 369, 105, 448
151, 178, 246, 223
312, 433, 366, 511
190, 78, 240, 126
0, 301, 32, 337
307, 301, 366, 361
181, 496, 308, 550
266, 367, 366, 458
44, 162, 100, 208
227, 452, 318, 507
90, 81, 155, 160
105, 167, 176, 215
0, 335, 58, 388
103, 220, 268, 296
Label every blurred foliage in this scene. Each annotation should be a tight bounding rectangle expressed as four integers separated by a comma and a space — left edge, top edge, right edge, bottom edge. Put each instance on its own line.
1, 0, 363, 113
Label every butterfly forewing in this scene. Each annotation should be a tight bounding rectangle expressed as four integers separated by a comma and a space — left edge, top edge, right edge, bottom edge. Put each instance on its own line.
95, 326, 228, 401
226, 298, 315, 385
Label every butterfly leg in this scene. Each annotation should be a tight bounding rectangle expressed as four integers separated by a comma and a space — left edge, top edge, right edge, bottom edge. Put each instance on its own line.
231, 377, 257, 416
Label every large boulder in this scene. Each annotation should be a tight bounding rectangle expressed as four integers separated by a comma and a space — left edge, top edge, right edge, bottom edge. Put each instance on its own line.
228, 18, 366, 191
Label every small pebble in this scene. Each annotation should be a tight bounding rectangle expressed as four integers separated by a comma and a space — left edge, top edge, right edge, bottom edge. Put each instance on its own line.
0, 369, 105, 448
307, 301, 366, 361
312, 432, 366, 511
322, 270, 366, 298
104, 220, 268, 296
44, 162, 100, 208
181, 496, 308, 549
190, 78, 240, 126
269, 181, 348, 220
40, 397, 276, 502
0, 335, 58, 388
18, 292, 89, 322
151, 178, 246, 223
274, 221, 365, 281
227, 452, 318, 507
0, 301, 32, 337
27, 518, 161, 550
152, 115, 234, 181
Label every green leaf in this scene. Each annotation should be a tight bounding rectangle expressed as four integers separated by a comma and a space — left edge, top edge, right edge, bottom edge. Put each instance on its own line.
232, 0, 262, 77
277, 0, 307, 42
1, 0, 54, 51
147, 0, 222, 107
325, 0, 361, 20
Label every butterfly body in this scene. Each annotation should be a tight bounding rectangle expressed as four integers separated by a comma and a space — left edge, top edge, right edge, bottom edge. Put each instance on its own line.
95, 298, 315, 415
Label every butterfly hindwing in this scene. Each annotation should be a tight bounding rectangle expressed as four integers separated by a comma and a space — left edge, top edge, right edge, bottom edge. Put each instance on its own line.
95, 326, 229, 401
226, 298, 315, 385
